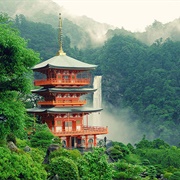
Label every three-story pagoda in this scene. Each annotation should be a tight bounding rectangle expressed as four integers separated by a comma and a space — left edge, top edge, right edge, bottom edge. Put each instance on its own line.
27, 14, 108, 148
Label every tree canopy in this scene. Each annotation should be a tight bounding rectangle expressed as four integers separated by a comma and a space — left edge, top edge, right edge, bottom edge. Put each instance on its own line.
0, 13, 40, 139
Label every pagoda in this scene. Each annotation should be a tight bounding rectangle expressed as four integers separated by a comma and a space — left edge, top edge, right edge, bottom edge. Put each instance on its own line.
27, 14, 108, 148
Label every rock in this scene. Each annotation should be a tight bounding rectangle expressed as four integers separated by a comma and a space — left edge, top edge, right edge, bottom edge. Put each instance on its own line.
24, 146, 31, 152
43, 144, 60, 164
8, 141, 18, 152
52, 175, 59, 180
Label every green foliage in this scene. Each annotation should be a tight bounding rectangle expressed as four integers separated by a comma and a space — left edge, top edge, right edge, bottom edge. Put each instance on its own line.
169, 171, 180, 180
48, 156, 80, 180
0, 147, 47, 179
107, 142, 131, 162
113, 160, 145, 180
6, 133, 16, 144
81, 35, 180, 145
8, 13, 180, 145
30, 127, 54, 149
16, 138, 30, 149
77, 148, 113, 180
0, 91, 27, 140
136, 146, 180, 169
135, 135, 153, 149
50, 148, 81, 162
29, 148, 46, 164
127, 143, 135, 153
0, 14, 39, 93
135, 136, 170, 149
147, 165, 157, 179
14, 14, 80, 61
0, 13, 40, 140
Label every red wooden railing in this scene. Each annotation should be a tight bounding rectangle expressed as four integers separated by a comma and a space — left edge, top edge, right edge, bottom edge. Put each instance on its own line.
34, 78, 90, 86
51, 125, 108, 136
38, 100, 86, 106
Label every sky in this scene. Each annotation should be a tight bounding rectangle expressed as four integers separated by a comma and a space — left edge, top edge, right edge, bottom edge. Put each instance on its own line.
52, 0, 180, 32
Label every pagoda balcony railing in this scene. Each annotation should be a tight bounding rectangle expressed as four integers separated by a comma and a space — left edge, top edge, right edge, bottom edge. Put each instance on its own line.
38, 100, 86, 106
52, 125, 108, 136
34, 78, 90, 86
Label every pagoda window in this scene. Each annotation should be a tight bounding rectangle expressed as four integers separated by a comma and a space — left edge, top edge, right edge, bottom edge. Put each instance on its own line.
63, 75, 69, 79
65, 121, 72, 131
76, 120, 81, 131
57, 73, 61, 79
57, 120, 62, 126
76, 71, 90, 79
56, 121, 62, 132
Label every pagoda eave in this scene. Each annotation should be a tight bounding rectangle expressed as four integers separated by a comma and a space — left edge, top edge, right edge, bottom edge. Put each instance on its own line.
27, 107, 103, 114
31, 87, 97, 94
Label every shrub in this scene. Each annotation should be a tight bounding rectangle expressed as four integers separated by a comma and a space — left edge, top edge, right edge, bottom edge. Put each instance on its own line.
30, 129, 54, 149
48, 156, 79, 180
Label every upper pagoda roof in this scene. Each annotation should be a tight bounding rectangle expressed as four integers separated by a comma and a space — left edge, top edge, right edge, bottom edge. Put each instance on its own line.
33, 14, 97, 71
32, 55, 97, 71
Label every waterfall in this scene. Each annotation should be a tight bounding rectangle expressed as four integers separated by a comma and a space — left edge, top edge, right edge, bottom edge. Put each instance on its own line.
92, 76, 102, 126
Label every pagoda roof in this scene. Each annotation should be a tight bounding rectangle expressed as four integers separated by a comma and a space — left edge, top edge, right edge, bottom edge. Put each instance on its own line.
27, 107, 102, 113
31, 87, 97, 93
32, 55, 97, 71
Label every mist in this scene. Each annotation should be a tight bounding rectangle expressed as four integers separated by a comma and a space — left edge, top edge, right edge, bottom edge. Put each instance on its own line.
101, 105, 142, 145
88, 102, 143, 145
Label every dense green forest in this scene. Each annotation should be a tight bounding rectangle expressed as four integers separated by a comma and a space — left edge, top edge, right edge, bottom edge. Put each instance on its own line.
13, 14, 180, 146
0, 13, 180, 179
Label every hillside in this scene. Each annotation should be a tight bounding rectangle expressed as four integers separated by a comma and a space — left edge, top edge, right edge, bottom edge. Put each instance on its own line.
0, 14, 180, 180
0, 0, 180, 145
106, 19, 180, 45
0, 0, 113, 49
9, 13, 180, 145
1, 0, 180, 49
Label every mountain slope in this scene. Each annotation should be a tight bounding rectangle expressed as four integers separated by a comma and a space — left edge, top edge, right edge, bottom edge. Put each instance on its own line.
106, 19, 180, 45
0, 0, 113, 49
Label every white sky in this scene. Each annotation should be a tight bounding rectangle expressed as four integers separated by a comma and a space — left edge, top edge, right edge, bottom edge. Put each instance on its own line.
52, 0, 180, 32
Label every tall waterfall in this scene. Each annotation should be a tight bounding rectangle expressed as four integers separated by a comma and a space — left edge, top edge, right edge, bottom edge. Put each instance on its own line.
92, 76, 102, 126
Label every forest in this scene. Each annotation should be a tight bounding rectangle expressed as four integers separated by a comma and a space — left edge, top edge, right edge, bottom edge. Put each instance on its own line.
14, 14, 180, 145
0, 13, 180, 179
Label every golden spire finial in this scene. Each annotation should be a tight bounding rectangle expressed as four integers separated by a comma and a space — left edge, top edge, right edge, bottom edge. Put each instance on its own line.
57, 13, 66, 56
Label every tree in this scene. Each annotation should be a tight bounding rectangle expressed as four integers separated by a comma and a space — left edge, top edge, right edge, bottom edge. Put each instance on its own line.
0, 14, 39, 93
113, 160, 145, 180
0, 13, 39, 140
48, 156, 80, 180
77, 148, 113, 180
0, 147, 47, 179
30, 127, 54, 149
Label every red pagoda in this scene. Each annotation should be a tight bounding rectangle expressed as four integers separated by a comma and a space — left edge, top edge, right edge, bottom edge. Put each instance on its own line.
27, 14, 108, 148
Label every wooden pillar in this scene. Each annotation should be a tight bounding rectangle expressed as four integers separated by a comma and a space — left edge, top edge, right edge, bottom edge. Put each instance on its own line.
94, 135, 97, 147
86, 114, 88, 126
66, 136, 70, 148
72, 121, 76, 131
69, 136, 72, 149
53, 119, 56, 133
85, 135, 88, 149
